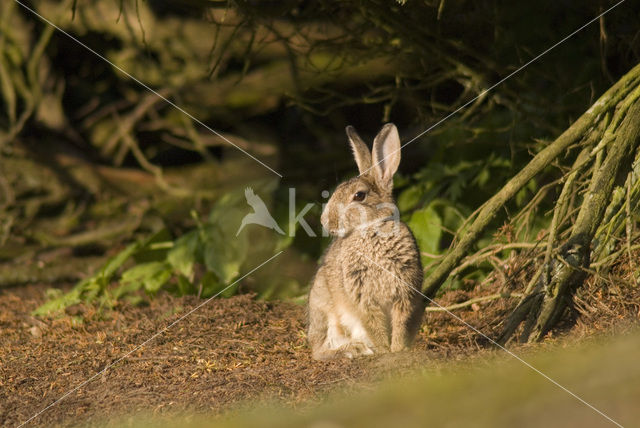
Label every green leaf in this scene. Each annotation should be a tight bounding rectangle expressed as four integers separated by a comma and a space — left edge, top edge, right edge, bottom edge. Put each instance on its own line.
112, 279, 144, 300
398, 185, 424, 212
120, 261, 172, 294
408, 204, 442, 257
435, 201, 466, 234
102, 242, 140, 280
200, 271, 222, 298
32, 287, 82, 316
474, 166, 490, 188
123, 295, 145, 306
515, 186, 528, 207
203, 198, 248, 284
176, 274, 195, 296
203, 223, 246, 283
167, 231, 199, 278
81, 278, 103, 302
34, 239, 145, 315
134, 228, 173, 263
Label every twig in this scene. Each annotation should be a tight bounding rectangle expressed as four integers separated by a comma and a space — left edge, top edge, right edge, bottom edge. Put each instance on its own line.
421, 251, 443, 259
426, 292, 523, 312
450, 242, 541, 277
102, 90, 171, 160
590, 243, 640, 268
625, 170, 637, 281
120, 132, 190, 198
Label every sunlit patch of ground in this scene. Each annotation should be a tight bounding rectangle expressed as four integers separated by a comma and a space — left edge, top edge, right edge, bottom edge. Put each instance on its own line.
1, 278, 638, 427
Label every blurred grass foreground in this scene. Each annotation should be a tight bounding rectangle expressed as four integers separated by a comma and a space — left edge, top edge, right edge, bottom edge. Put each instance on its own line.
116, 331, 639, 428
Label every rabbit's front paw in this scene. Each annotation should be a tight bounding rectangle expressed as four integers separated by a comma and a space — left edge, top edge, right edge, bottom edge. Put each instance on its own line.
312, 349, 342, 361
341, 342, 375, 359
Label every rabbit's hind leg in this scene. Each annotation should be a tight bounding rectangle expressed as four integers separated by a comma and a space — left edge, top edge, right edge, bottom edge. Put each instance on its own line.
308, 304, 329, 360
308, 277, 349, 360
390, 294, 425, 352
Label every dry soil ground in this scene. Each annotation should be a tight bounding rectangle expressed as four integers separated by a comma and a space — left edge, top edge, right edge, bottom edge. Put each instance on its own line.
1, 279, 638, 427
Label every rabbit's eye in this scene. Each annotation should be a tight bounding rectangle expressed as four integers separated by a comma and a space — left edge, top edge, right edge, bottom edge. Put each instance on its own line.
353, 191, 367, 202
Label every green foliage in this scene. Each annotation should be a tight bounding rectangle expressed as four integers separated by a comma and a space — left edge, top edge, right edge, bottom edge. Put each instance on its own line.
120, 262, 172, 294
401, 149, 533, 291
408, 204, 441, 258
34, 188, 286, 316
400, 154, 511, 237
203, 195, 249, 283
34, 242, 141, 316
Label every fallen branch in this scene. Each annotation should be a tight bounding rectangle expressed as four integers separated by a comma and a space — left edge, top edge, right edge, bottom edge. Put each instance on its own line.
426, 292, 523, 312
0, 256, 106, 287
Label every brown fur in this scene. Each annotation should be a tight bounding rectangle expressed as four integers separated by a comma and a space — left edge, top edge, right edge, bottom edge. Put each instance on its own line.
308, 124, 425, 360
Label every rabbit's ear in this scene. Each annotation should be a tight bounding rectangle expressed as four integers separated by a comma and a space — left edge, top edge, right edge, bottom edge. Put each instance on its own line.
346, 125, 372, 174
371, 123, 401, 190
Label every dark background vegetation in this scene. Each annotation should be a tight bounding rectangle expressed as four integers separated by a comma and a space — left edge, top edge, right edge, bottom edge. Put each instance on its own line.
0, 0, 638, 324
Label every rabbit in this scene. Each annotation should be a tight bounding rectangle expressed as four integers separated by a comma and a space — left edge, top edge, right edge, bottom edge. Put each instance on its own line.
308, 123, 425, 360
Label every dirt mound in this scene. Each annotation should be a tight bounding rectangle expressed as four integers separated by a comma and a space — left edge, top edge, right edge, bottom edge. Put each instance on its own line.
0, 286, 429, 427
1, 278, 638, 427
